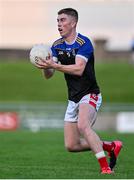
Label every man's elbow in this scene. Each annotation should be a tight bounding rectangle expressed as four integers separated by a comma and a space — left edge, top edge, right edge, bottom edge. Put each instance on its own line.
74, 62, 85, 76
74, 69, 84, 76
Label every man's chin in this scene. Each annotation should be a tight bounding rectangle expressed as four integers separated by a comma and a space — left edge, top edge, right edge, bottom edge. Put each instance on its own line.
60, 34, 65, 38
59, 32, 67, 38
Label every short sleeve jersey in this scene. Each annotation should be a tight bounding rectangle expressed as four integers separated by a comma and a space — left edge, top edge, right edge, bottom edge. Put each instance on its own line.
51, 33, 100, 103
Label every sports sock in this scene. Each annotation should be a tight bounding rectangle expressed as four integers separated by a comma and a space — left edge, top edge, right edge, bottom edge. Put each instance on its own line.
95, 151, 109, 169
103, 141, 115, 152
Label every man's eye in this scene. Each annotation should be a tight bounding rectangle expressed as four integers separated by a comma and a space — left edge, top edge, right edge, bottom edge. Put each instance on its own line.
61, 18, 66, 22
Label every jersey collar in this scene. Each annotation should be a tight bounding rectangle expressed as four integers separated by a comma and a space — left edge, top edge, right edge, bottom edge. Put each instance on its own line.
65, 33, 78, 45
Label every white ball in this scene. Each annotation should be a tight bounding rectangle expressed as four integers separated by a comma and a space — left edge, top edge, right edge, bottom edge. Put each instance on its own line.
29, 44, 51, 65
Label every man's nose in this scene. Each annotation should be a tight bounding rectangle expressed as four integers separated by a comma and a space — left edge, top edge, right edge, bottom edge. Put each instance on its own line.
58, 21, 61, 27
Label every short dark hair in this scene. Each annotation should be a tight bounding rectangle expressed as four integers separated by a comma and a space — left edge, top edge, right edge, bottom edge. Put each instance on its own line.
58, 8, 78, 22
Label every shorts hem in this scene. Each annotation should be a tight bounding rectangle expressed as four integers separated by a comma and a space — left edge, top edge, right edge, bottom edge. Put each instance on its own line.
64, 119, 77, 122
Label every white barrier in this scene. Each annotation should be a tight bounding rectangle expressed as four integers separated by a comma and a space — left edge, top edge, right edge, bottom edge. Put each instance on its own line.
117, 112, 134, 133
0, 102, 134, 132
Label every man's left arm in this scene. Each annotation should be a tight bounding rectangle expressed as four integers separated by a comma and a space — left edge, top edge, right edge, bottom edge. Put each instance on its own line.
36, 56, 86, 76
52, 56, 86, 76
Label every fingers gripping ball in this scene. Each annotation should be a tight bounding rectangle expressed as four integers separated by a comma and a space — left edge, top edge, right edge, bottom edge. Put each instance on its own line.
29, 44, 52, 65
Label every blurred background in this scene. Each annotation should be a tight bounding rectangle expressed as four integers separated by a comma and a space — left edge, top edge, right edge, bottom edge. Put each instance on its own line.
0, 0, 134, 133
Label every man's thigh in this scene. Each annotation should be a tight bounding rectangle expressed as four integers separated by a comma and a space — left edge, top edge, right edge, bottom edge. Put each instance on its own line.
78, 103, 97, 127
64, 122, 80, 146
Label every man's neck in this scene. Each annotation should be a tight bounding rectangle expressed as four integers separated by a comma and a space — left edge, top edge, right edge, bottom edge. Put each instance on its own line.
65, 31, 77, 44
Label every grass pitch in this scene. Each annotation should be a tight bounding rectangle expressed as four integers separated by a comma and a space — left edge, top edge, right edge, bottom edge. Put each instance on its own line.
0, 130, 133, 179
0, 61, 134, 103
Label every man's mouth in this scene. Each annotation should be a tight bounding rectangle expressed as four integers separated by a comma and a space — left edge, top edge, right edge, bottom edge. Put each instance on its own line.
58, 28, 63, 33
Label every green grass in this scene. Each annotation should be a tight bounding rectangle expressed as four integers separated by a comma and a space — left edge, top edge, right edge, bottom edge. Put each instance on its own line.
96, 63, 134, 103
0, 130, 133, 179
0, 61, 67, 102
0, 60, 134, 103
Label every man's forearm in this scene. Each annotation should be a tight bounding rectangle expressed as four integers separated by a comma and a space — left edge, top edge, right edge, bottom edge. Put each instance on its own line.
52, 62, 84, 76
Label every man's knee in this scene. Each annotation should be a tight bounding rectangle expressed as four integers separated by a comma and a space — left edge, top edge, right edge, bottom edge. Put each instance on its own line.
77, 120, 90, 133
65, 141, 78, 152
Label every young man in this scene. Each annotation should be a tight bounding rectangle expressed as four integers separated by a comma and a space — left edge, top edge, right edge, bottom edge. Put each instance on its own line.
35, 8, 122, 174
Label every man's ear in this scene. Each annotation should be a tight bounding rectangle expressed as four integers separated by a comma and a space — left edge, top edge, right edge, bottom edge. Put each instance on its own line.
70, 16, 77, 28
71, 20, 77, 28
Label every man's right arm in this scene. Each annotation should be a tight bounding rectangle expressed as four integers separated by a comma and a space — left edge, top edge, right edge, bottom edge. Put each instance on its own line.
42, 68, 55, 79
42, 56, 58, 79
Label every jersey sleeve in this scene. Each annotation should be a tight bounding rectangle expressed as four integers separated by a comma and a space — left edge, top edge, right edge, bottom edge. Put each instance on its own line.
76, 39, 94, 62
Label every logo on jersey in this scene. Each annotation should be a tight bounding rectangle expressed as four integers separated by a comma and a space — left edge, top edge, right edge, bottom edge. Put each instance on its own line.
58, 51, 64, 55
66, 49, 76, 57
66, 48, 71, 51
67, 52, 71, 57
72, 49, 76, 56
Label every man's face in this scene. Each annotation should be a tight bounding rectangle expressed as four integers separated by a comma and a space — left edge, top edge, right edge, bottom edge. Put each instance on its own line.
57, 13, 76, 38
